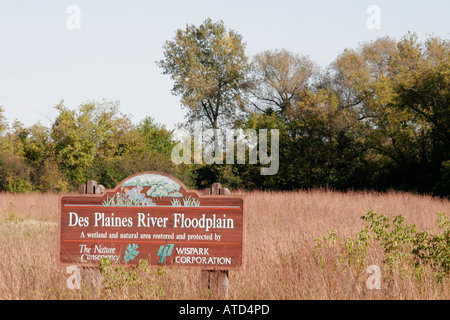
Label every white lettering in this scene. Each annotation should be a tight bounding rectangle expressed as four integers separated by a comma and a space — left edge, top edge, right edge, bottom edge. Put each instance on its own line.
68, 212, 89, 227
174, 255, 231, 265
173, 213, 234, 232
137, 213, 168, 228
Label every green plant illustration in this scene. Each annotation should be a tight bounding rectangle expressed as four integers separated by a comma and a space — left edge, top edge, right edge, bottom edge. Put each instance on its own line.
123, 243, 139, 263
146, 180, 182, 198
121, 174, 181, 191
182, 195, 200, 206
118, 174, 184, 202
102, 192, 155, 207
170, 195, 200, 207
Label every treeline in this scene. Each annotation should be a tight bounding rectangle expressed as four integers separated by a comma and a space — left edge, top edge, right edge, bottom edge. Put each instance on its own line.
204, 32, 450, 196
0, 100, 187, 192
0, 21, 449, 196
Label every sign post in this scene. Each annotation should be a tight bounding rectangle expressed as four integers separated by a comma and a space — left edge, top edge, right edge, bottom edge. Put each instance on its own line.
202, 183, 231, 299
58, 172, 245, 298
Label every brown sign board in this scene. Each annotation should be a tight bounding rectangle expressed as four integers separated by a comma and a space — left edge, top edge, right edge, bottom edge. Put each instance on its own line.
58, 172, 245, 270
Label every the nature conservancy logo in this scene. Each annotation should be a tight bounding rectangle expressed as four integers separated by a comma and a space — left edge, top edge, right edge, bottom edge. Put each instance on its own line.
157, 244, 174, 264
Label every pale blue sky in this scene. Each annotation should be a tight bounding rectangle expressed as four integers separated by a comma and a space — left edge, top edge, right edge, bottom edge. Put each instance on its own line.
0, 0, 448, 130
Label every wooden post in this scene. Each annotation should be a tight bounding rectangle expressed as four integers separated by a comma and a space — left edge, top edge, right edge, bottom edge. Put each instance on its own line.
86, 180, 97, 195
79, 181, 105, 195
78, 180, 104, 299
201, 182, 230, 300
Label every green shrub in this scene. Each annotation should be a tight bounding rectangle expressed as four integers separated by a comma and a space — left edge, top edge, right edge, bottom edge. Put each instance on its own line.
5, 174, 34, 193
315, 211, 450, 283
98, 258, 166, 299
361, 211, 417, 269
412, 213, 450, 281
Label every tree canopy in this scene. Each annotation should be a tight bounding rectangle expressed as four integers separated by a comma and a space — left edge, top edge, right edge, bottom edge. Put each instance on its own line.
0, 22, 448, 197
158, 18, 250, 130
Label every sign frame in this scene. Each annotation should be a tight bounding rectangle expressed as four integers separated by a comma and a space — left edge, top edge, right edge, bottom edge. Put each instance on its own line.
57, 171, 246, 270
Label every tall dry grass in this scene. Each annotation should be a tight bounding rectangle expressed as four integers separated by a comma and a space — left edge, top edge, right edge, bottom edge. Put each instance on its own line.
0, 190, 448, 299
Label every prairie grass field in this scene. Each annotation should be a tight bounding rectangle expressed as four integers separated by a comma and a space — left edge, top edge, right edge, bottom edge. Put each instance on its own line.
0, 190, 449, 300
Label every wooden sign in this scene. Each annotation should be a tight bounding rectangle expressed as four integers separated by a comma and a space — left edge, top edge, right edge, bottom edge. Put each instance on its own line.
58, 172, 245, 270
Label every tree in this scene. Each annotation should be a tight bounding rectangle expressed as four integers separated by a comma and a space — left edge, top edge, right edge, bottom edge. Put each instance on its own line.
392, 34, 450, 182
158, 18, 250, 131
51, 101, 98, 185
250, 49, 317, 115
51, 100, 140, 186
0, 106, 7, 136
136, 116, 174, 156
329, 33, 449, 193
96, 116, 180, 189
0, 119, 35, 192
20, 122, 52, 169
